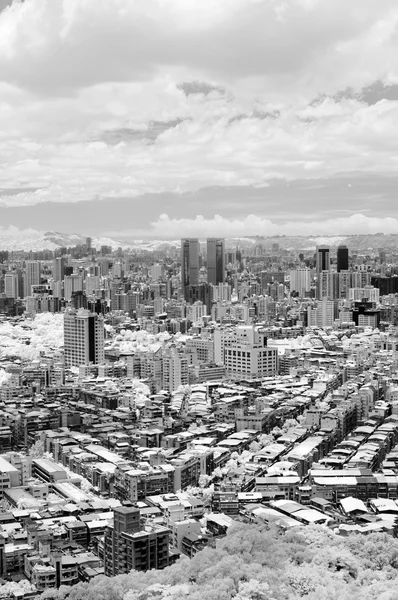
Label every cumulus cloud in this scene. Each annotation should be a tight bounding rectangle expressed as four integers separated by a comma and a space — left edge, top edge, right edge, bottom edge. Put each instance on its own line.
110, 213, 398, 239
0, 0, 397, 223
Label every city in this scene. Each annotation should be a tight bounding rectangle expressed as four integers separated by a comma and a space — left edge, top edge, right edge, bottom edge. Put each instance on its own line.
2, 0, 398, 598
0, 237, 398, 597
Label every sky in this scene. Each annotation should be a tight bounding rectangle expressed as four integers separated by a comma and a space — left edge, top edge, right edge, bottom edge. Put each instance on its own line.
1, 0, 398, 240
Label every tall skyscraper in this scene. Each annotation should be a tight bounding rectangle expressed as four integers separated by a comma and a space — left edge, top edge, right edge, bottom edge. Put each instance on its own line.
64, 309, 105, 367
181, 238, 199, 288
53, 257, 66, 282
24, 261, 41, 298
207, 238, 225, 285
316, 246, 330, 299
337, 245, 349, 272
315, 246, 330, 274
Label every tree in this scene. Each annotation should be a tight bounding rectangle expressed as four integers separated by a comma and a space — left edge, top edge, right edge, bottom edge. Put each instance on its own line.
29, 439, 45, 458
249, 441, 261, 453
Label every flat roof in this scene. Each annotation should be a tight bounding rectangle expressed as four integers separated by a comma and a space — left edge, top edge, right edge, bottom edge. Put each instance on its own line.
0, 457, 19, 473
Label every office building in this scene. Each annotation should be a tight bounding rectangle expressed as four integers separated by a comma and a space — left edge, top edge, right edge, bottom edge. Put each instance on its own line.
151, 264, 164, 282
307, 299, 338, 328
290, 269, 311, 297
337, 245, 349, 272
53, 257, 66, 283
4, 273, 19, 299
25, 261, 41, 298
64, 275, 84, 302
207, 238, 225, 285
64, 309, 105, 368
318, 271, 339, 300
181, 239, 199, 289
213, 283, 232, 302
315, 246, 330, 274
162, 346, 189, 392
104, 506, 169, 576
316, 247, 330, 299
216, 326, 278, 380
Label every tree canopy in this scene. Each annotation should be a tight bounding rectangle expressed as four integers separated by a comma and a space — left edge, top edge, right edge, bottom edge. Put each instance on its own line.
39, 522, 398, 600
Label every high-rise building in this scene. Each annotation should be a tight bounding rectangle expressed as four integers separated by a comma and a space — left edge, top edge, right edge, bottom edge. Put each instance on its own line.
338, 271, 351, 299
181, 239, 199, 289
207, 238, 225, 285
212, 283, 232, 302
290, 269, 311, 297
85, 275, 101, 296
215, 326, 278, 380
307, 299, 338, 328
162, 346, 189, 392
25, 261, 41, 297
151, 264, 164, 282
337, 245, 349, 272
64, 309, 105, 368
315, 246, 330, 274
104, 506, 170, 577
64, 275, 84, 302
53, 257, 66, 282
315, 247, 330, 299
318, 271, 339, 300
4, 273, 19, 299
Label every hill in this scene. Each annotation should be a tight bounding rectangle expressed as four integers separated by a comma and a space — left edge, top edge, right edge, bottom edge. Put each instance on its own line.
39, 521, 398, 600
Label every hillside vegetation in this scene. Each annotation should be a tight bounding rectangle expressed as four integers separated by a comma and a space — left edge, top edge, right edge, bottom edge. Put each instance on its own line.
40, 521, 398, 600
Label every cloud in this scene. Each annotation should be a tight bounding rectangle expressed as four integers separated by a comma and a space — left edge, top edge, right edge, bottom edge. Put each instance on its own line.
0, 0, 396, 95
1, 0, 398, 219
2, 213, 398, 245
110, 213, 398, 239
1, 94, 398, 207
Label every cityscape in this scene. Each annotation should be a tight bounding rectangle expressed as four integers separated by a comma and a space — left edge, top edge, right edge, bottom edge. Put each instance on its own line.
2, 0, 398, 599
0, 237, 396, 598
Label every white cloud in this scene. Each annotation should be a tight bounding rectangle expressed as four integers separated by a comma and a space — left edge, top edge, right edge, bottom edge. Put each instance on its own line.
0, 95, 398, 207
110, 213, 398, 239
1, 0, 398, 214
2, 214, 398, 245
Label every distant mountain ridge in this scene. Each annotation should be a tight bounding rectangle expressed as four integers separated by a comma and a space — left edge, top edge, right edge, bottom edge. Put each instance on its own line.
0, 230, 397, 252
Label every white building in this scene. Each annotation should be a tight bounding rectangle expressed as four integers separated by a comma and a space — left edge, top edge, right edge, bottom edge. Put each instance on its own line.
64, 309, 105, 368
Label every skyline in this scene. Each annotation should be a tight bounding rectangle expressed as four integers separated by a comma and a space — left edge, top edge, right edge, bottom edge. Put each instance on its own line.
1, 0, 398, 239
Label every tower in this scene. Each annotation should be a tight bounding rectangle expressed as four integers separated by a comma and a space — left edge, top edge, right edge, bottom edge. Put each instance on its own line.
25, 260, 41, 297
337, 245, 349, 272
53, 257, 66, 282
207, 238, 225, 285
4, 273, 19, 299
315, 246, 330, 274
64, 309, 105, 367
316, 246, 330, 300
181, 238, 199, 288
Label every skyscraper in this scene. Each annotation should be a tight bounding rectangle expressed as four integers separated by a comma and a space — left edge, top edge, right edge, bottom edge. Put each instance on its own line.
53, 257, 66, 282
290, 268, 311, 297
24, 261, 41, 298
64, 275, 84, 302
64, 309, 105, 367
337, 245, 349, 272
315, 246, 330, 274
207, 238, 225, 285
4, 273, 19, 299
181, 238, 199, 288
